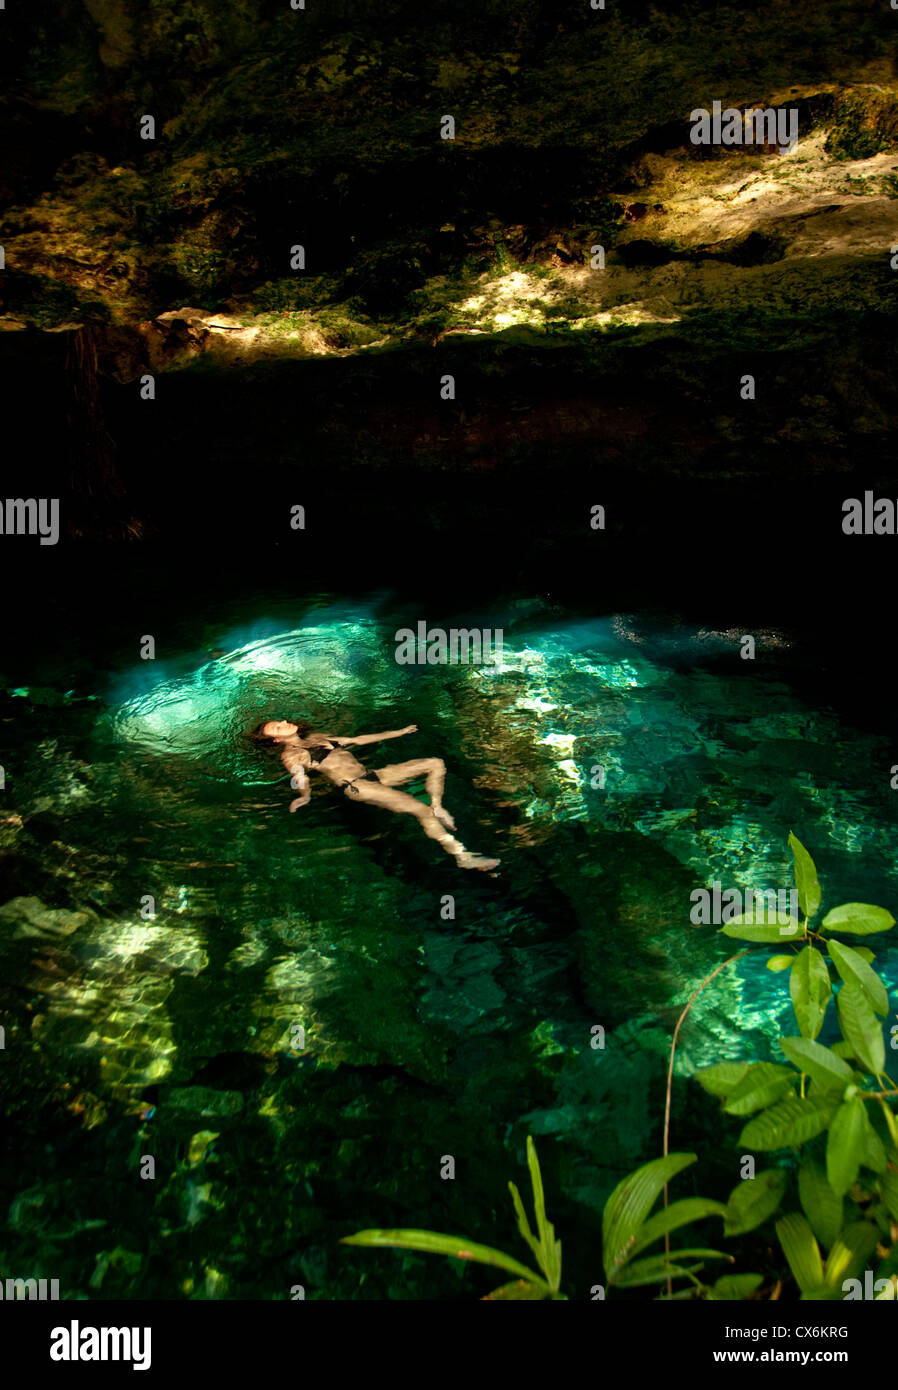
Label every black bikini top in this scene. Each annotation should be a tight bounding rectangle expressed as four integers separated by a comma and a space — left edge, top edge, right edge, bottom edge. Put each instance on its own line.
307, 742, 337, 765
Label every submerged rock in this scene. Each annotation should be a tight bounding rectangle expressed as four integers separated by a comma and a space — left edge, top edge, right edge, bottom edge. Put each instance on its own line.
0, 895, 93, 939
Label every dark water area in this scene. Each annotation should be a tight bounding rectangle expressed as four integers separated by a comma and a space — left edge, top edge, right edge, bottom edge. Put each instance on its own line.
1, 544, 897, 1300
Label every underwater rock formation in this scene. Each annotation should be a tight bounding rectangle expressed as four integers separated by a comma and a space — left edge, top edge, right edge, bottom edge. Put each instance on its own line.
0, 896, 94, 940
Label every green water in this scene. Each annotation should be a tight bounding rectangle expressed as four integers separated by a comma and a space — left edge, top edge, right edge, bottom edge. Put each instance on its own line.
2, 593, 897, 1299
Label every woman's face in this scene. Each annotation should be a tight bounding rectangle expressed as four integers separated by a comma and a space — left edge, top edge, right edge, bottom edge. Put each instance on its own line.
263, 720, 298, 741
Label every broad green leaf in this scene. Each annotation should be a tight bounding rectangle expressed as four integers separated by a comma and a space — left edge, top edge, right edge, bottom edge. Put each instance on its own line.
694, 1062, 750, 1097
852, 948, 876, 965
706, 1273, 764, 1300
340, 1229, 546, 1288
721, 912, 803, 943
611, 1249, 728, 1288
766, 954, 794, 972
722, 1063, 796, 1116
821, 903, 896, 936
776, 1213, 824, 1293
779, 1037, 852, 1092
740, 1094, 837, 1150
602, 1152, 695, 1279
880, 1167, 898, 1223
723, 1169, 786, 1236
630, 1197, 728, 1257
826, 1097, 866, 1196
789, 832, 821, 918
823, 1221, 880, 1289
482, 1279, 549, 1300
790, 946, 832, 1040
827, 939, 889, 1017
798, 1158, 843, 1249
836, 980, 885, 1076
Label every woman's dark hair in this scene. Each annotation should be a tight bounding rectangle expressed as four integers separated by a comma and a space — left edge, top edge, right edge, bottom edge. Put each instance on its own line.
248, 718, 313, 747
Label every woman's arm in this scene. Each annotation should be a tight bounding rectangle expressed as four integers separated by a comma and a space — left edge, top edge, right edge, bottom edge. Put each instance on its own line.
282, 747, 312, 811
288, 762, 310, 812
330, 725, 417, 749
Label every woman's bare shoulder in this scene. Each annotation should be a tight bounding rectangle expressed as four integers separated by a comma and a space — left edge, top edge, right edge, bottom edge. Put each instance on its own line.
281, 745, 310, 770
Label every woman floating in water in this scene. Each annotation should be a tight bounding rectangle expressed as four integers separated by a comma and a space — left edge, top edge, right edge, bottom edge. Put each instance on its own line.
250, 720, 500, 871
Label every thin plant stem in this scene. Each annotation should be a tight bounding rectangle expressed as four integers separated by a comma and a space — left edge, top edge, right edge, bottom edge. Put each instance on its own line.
663, 950, 748, 1297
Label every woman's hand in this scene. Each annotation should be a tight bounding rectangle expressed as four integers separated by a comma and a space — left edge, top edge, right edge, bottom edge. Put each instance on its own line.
289, 795, 311, 813
401, 724, 418, 735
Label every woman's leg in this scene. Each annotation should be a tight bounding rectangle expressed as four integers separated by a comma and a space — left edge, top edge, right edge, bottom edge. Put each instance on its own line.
374, 756, 455, 828
347, 776, 499, 870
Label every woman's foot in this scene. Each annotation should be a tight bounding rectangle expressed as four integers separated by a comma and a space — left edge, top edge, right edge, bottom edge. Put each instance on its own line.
432, 804, 456, 831
456, 851, 500, 872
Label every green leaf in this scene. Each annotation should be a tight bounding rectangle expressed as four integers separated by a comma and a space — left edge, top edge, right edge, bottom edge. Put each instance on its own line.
871, 1201, 892, 1238
790, 946, 832, 1040
836, 980, 885, 1076
881, 1099, 898, 1151
826, 1097, 866, 1196
722, 1063, 796, 1116
706, 1273, 764, 1300
821, 903, 896, 936
880, 1167, 898, 1223
482, 1279, 549, 1300
721, 912, 803, 943
798, 1158, 843, 1249
827, 939, 889, 1017
694, 1062, 750, 1097
823, 1221, 881, 1289
779, 1037, 853, 1092
508, 1180, 540, 1262
340, 1229, 547, 1288
789, 832, 821, 918
630, 1197, 728, 1257
525, 1135, 562, 1290
611, 1249, 728, 1289
602, 1152, 696, 1280
776, 1213, 824, 1292
740, 1094, 837, 1150
723, 1169, 786, 1236
852, 948, 876, 965
766, 954, 794, 972
862, 1120, 887, 1174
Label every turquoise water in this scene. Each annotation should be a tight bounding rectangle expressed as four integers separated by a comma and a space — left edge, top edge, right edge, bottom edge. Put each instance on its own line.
2, 593, 897, 1299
